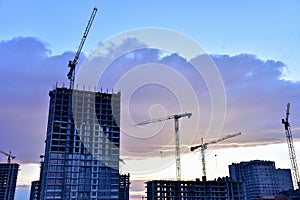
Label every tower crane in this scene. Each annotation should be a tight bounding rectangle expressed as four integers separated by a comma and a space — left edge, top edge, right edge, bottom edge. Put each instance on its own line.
0, 150, 15, 164
135, 112, 192, 180
282, 103, 300, 188
190, 132, 241, 177
67, 7, 98, 90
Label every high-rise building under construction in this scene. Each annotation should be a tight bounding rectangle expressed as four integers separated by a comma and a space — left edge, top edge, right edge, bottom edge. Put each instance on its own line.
40, 87, 121, 199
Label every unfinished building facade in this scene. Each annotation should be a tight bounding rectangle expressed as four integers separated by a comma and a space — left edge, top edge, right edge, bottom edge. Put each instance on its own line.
40, 87, 121, 200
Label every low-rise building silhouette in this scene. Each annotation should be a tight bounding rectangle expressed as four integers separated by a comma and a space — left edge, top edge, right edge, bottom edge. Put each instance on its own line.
146, 176, 245, 199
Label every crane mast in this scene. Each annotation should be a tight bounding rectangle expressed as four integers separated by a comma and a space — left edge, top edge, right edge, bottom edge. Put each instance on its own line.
60, 8, 97, 199
282, 103, 300, 188
190, 132, 241, 177
67, 7, 98, 89
136, 112, 192, 180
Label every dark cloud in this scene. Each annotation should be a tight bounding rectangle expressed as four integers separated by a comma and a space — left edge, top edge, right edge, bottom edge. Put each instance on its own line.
0, 37, 81, 163
1, 36, 299, 164
210, 54, 300, 145
95, 40, 299, 158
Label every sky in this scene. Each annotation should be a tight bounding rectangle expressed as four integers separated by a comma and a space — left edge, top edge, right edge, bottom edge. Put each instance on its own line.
1, 0, 300, 199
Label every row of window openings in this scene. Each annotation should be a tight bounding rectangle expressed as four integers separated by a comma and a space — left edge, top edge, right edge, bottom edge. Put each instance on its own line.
50, 148, 119, 157
52, 127, 119, 135
53, 123, 118, 130
52, 118, 117, 126
50, 143, 119, 150
51, 137, 119, 144
151, 193, 228, 197
53, 106, 113, 113
152, 186, 234, 191
52, 132, 119, 138
49, 161, 119, 171
48, 156, 118, 166
51, 132, 118, 140
49, 181, 118, 188
53, 102, 113, 109
47, 190, 118, 198
53, 113, 113, 120
49, 153, 119, 160
54, 93, 110, 99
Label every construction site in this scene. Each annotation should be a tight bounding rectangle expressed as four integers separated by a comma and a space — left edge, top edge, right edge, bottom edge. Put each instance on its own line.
1, 5, 300, 200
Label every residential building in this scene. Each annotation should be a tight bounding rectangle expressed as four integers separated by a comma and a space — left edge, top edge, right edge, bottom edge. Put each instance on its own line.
276, 169, 293, 193
30, 159, 44, 200
119, 174, 130, 200
0, 163, 19, 200
146, 176, 245, 199
40, 87, 121, 199
279, 188, 300, 199
29, 180, 41, 200
229, 160, 293, 200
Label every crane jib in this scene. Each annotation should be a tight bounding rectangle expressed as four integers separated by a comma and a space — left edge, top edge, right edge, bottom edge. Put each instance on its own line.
67, 7, 98, 89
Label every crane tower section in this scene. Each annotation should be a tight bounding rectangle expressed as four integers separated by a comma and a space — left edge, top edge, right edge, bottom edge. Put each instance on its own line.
135, 112, 192, 180
282, 103, 300, 189
190, 132, 241, 177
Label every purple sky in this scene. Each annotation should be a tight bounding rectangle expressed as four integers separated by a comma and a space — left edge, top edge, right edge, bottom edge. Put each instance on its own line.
1, 1, 300, 198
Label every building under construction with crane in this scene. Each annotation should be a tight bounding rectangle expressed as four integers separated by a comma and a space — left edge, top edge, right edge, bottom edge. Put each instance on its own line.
144, 130, 296, 199
39, 7, 129, 200
146, 177, 245, 200
0, 151, 19, 200
40, 88, 121, 199
145, 133, 244, 199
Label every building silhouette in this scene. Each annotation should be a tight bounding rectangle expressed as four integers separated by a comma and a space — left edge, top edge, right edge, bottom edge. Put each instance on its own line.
146, 176, 245, 199
276, 168, 293, 193
40, 87, 121, 199
119, 174, 130, 200
30, 159, 44, 200
229, 160, 293, 200
29, 180, 41, 200
0, 163, 19, 200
